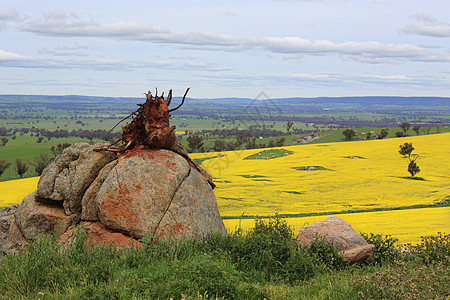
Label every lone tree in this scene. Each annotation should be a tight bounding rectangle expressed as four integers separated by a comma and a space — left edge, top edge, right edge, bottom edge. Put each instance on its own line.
1, 137, 8, 146
413, 125, 421, 136
399, 122, 410, 136
51, 143, 71, 157
15, 158, 28, 178
398, 142, 420, 177
378, 128, 389, 139
31, 153, 53, 176
342, 129, 356, 140
285, 121, 294, 135
0, 159, 11, 178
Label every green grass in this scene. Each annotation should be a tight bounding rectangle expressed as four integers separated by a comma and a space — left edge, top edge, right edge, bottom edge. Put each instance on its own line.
244, 149, 293, 160
1, 218, 448, 299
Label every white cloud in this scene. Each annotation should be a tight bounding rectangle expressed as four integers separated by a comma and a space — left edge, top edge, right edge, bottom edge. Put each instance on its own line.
403, 14, 450, 38
0, 8, 22, 30
18, 11, 450, 63
0, 49, 28, 61
0, 49, 173, 70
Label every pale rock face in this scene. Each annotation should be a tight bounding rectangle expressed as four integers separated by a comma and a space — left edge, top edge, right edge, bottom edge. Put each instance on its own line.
296, 216, 375, 264
35, 143, 117, 215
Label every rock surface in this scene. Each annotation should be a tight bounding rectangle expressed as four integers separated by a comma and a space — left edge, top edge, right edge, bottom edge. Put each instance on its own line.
0, 204, 27, 255
1, 143, 226, 254
94, 149, 226, 240
15, 192, 78, 241
35, 143, 117, 215
296, 216, 375, 264
60, 221, 142, 249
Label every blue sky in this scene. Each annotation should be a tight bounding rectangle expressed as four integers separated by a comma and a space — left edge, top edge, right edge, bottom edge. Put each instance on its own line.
1, 0, 450, 99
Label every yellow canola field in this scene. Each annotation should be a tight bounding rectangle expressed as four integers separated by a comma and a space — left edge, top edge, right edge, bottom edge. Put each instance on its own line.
223, 207, 450, 245
0, 177, 39, 208
1, 134, 449, 244
192, 133, 450, 218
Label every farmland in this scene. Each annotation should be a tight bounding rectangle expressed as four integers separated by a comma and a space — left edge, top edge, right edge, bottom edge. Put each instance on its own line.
2, 133, 449, 244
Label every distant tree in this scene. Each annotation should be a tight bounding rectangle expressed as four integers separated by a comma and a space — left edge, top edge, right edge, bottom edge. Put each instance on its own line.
1, 137, 8, 146
275, 137, 286, 147
399, 122, 410, 136
225, 142, 236, 151
413, 125, 421, 136
395, 131, 405, 137
0, 160, 11, 178
186, 135, 204, 153
213, 139, 226, 152
408, 159, 420, 178
246, 137, 257, 149
436, 124, 441, 134
31, 153, 53, 176
36, 136, 44, 143
366, 132, 372, 140
235, 133, 248, 149
342, 129, 356, 140
268, 140, 276, 147
285, 121, 294, 135
425, 127, 431, 135
398, 142, 420, 178
398, 142, 414, 157
51, 143, 71, 157
378, 128, 389, 139
15, 159, 28, 178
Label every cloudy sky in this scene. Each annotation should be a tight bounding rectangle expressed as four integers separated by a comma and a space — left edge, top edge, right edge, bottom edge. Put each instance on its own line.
1, 0, 450, 99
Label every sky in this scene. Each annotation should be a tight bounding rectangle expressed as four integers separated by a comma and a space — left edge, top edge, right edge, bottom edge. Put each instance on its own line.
1, 0, 450, 99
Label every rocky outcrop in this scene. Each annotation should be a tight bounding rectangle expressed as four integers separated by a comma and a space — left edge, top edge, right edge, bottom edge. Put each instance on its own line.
1, 143, 226, 255
296, 216, 375, 264
35, 143, 117, 215
15, 192, 78, 241
0, 203, 27, 255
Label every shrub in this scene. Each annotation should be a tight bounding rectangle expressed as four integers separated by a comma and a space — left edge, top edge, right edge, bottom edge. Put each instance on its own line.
306, 236, 344, 270
407, 232, 450, 265
361, 233, 400, 265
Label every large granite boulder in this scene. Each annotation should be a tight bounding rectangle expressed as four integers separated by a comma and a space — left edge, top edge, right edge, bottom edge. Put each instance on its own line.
87, 149, 226, 240
1, 143, 226, 254
296, 216, 375, 264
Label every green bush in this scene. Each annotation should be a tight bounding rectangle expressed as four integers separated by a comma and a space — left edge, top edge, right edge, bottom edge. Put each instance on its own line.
306, 236, 344, 270
361, 232, 400, 266
407, 232, 450, 265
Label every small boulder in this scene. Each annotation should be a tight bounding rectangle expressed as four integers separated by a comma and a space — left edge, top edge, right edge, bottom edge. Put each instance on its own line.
296, 216, 375, 264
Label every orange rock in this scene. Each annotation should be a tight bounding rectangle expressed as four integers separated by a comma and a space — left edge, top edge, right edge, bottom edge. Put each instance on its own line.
60, 221, 141, 250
